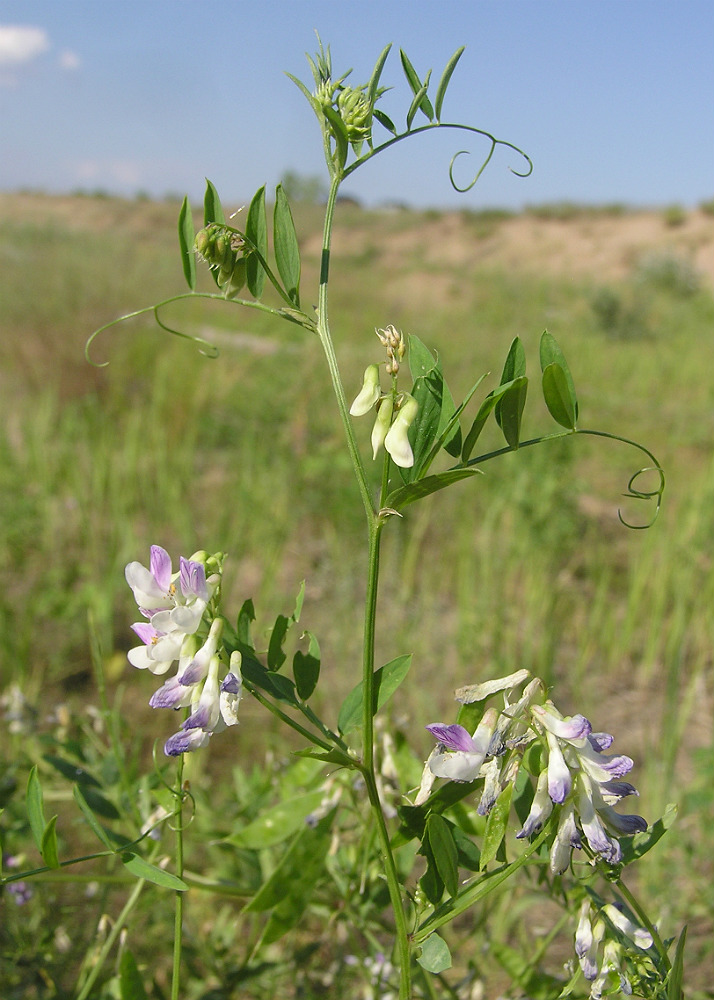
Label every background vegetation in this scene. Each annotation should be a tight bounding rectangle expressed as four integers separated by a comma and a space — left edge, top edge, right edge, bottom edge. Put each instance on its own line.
0, 191, 712, 997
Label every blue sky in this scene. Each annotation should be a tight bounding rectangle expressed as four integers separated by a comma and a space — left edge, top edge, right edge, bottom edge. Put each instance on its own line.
1, 0, 712, 209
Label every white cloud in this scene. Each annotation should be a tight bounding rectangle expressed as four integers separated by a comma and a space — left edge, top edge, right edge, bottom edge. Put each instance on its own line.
58, 50, 81, 72
0, 25, 50, 67
74, 159, 144, 189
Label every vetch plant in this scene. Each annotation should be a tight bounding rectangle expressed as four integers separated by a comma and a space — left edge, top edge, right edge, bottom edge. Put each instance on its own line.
3, 35, 686, 1000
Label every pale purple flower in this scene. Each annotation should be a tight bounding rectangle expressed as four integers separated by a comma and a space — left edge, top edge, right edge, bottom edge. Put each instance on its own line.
426, 709, 498, 782
545, 731, 572, 803
531, 703, 592, 741
577, 775, 623, 865
126, 547, 216, 675
125, 545, 175, 615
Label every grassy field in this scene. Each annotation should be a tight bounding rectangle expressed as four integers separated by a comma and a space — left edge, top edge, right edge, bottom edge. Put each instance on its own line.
0, 192, 712, 996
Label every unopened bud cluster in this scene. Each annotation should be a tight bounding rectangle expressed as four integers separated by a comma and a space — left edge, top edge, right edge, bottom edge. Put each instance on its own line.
194, 223, 248, 298
314, 78, 373, 149
376, 324, 406, 375
349, 326, 417, 469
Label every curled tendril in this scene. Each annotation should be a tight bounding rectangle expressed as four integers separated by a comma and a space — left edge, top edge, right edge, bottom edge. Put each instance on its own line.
342, 121, 533, 188
85, 295, 219, 367
449, 135, 533, 193
618, 465, 666, 529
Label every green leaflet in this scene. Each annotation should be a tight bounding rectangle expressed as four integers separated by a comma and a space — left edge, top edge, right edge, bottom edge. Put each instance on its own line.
245, 185, 267, 299
41, 814, 60, 869
385, 469, 482, 512
399, 49, 434, 122
425, 813, 459, 898
121, 852, 189, 891
26, 766, 46, 852
434, 47, 465, 121
203, 178, 225, 226
542, 362, 577, 429
417, 933, 452, 974
338, 654, 412, 734
539, 330, 579, 424
273, 184, 301, 306
404, 335, 461, 483
177, 196, 196, 291
496, 376, 528, 449
293, 630, 321, 701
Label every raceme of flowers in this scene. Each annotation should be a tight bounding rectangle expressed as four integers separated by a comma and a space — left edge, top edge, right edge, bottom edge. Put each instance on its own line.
424, 670, 647, 874
125, 546, 242, 756
349, 325, 419, 469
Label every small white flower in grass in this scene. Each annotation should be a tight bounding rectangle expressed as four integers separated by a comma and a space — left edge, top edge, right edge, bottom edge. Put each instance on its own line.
426, 708, 498, 781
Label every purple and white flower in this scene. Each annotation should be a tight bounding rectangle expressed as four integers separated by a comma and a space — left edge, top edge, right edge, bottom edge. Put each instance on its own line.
426, 708, 498, 782
126, 546, 218, 675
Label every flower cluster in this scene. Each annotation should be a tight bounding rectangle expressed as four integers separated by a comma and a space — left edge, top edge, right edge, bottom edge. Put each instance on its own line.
424, 670, 647, 873
349, 326, 418, 469
125, 546, 242, 756
575, 898, 653, 998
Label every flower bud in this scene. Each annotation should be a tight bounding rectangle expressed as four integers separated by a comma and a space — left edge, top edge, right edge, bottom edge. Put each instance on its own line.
384, 394, 418, 468
337, 86, 371, 143
350, 364, 381, 416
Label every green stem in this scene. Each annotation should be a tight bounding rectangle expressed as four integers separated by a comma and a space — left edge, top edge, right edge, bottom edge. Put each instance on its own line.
316, 176, 376, 525
171, 756, 185, 1000
316, 175, 411, 995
